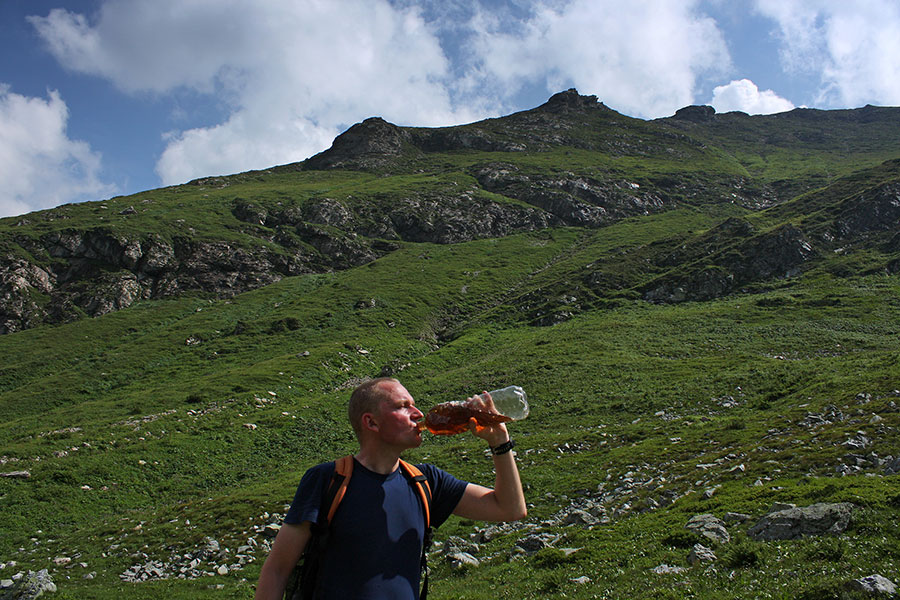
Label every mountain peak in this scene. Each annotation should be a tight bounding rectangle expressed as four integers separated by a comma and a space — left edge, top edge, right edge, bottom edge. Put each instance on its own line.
537, 88, 602, 112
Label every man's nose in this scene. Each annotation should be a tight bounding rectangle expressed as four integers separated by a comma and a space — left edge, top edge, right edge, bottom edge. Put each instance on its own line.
412, 407, 424, 419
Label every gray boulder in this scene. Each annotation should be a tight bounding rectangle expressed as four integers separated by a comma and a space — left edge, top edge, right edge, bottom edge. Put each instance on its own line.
748, 502, 854, 541
445, 552, 480, 570
687, 544, 717, 565
515, 532, 559, 554
884, 456, 900, 475
685, 514, 730, 545
847, 574, 896, 596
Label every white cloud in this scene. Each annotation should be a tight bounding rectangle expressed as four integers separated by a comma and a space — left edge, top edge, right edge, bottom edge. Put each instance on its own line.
30, 0, 482, 185
755, 0, 900, 107
0, 85, 116, 218
710, 79, 795, 114
465, 0, 732, 118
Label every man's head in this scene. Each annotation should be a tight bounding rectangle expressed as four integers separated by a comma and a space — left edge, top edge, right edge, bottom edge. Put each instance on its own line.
349, 377, 395, 437
349, 378, 423, 448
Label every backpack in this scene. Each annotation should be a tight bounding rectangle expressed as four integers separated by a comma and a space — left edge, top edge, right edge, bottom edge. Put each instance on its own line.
283, 455, 434, 600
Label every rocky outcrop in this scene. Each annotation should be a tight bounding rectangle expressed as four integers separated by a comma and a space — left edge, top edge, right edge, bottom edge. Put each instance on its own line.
0, 569, 56, 600
304, 117, 417, 170
0, 257, 56, 333
471, 163, 669, 227
0, 228, 318, 333
643, 223, 816, 303
834, 182, 900, 239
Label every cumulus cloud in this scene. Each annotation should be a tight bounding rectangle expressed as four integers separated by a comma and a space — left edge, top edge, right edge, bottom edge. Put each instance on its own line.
710, 79, 795, 114
0, 85, 116, 218
30, 0, 480, 185
755, 0, 900, 107
464, 0, 731, 118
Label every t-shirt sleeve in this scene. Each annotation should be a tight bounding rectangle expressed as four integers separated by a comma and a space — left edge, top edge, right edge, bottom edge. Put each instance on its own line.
417, 463, 469, 528
284, 462, 335, 525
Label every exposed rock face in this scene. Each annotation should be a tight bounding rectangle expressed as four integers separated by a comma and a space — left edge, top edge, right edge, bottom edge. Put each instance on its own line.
0, 258, 56, 333
747, 502, 855, 541
835, 182, 900, 238
0, 228, 317, 333
535, 88, 602, 113
643, 223, 816, 303
471, 163, 669, 227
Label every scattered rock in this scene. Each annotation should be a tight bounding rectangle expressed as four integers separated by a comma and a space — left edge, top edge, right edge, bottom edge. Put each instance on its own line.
514, 533, 559, 555
562, 508, 601, 527
442, 536, 479, 556
445, 552, 479, 570
798, 405, 845, 428
687, 544, 717, 565
0, 471, 30, 479
652, 564, 687, 575
843, 432, 871, 451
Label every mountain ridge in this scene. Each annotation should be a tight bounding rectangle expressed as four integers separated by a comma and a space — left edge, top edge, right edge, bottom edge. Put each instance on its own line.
1, 89, 899, 334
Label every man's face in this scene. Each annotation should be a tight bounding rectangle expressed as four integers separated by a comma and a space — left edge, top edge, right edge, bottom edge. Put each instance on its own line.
373, 381, 424, 449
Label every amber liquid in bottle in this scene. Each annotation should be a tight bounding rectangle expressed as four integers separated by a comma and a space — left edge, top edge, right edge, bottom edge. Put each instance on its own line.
419, 401, 512, 435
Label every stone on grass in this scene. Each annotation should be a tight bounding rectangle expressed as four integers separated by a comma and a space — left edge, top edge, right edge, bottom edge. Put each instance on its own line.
748, 502, 854, 541
685, 514, 730, 545
847, 574, 896, 596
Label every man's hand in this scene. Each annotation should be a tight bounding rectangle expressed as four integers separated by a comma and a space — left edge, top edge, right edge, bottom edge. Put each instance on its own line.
466, 391, 511, 447
453, 391, 526, 522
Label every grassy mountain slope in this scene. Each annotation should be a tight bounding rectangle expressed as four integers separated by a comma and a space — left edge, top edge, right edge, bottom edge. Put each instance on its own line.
1, 91, 899, 599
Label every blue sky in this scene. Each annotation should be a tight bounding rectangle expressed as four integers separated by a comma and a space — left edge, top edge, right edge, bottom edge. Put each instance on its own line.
2, 0, 899, 218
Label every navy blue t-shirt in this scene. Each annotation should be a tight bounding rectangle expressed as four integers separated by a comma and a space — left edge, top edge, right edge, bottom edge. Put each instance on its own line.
285, 458, 468, 599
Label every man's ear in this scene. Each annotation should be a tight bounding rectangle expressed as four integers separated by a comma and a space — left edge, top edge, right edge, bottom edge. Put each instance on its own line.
362, 412, 379, 432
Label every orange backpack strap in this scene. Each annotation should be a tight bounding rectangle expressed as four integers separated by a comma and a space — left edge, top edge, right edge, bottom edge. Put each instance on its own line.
325, 455, 354, 523
399, 459, 434, 600
398, 459, 433, 527
289, 456, 355, 600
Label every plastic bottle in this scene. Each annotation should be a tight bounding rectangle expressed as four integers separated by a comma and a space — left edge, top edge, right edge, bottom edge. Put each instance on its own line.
420, 386, 529, 435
